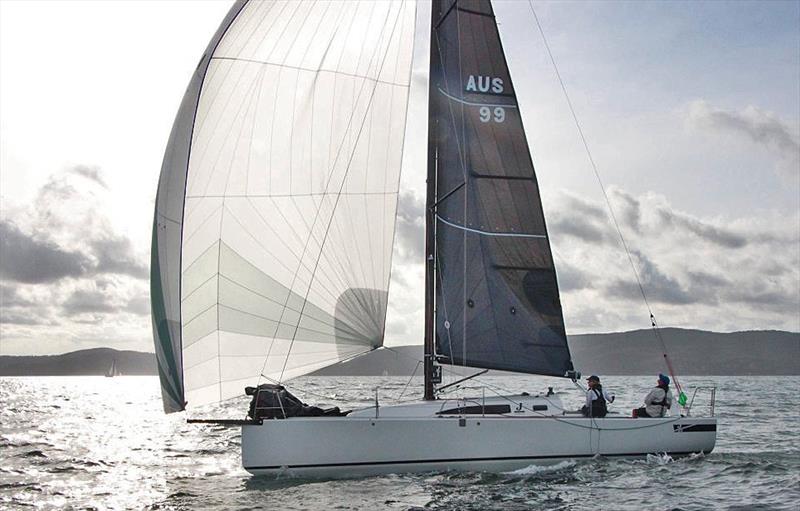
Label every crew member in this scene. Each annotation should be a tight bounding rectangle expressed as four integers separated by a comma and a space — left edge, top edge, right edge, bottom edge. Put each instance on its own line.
581, 375, 614, 418
634, 374, 674, 418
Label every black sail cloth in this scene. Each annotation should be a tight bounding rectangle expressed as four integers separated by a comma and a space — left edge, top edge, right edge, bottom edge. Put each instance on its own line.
429, 0, 573, 377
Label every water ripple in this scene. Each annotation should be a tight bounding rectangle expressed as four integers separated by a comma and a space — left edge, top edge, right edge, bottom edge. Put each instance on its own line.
1, 375, 798, 510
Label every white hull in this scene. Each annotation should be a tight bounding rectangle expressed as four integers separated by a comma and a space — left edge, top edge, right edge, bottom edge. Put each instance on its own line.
242, 396, 716, 478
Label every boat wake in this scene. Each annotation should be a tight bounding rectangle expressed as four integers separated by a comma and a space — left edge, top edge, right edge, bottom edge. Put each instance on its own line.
504, 460, 576, 475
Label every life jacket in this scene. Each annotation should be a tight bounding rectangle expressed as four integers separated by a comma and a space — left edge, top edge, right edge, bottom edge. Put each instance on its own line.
589, 386, 608, 417
654, 385, 670, 416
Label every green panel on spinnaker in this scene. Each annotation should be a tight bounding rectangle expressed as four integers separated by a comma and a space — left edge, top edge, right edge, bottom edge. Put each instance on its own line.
150, 0, 249, 413
150, 219, 184, 412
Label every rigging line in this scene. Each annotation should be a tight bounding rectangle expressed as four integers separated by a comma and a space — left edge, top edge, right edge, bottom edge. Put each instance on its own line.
212, 79, 266, 403
256, 2, 385, 383
288, 0, 335, 195
265, 1, 310, 194
319, 2, 385, 303
526, 1, 650, 310
384, 0, 418, 308
397, 359, 422, 401
455, 0, 469, 371
527, 1, 681, 392
259, 347, 378, 393
436, 250, 456, 361
276, 195, 365, 306
229, 200, 357, 308
191, 6, 291, 196
277, 2, 408, 383
471, 380, 685, 432
188, 1, 281, 151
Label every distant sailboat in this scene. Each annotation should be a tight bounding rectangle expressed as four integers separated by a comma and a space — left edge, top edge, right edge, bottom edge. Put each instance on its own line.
151, 0, 716, 478
105, 358, 121, 378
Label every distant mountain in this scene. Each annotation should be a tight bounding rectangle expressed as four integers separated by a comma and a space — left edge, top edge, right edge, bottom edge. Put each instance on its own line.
1, 329, 797, 376
0, 348, 156, 376
312, 346, 423, 376
312, 328, 799, 376
568, 328, 799, 376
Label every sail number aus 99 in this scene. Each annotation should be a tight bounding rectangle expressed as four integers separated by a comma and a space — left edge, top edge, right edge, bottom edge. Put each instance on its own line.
467, 75, 506, 123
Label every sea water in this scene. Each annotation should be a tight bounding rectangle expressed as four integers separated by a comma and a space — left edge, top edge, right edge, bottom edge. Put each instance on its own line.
1, 375, 798, 510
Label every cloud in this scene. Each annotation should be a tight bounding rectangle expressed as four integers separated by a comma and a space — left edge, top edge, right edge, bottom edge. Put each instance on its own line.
0, 309, 52, 326
61, 289, 119, 316
655, 207, 747, 248
1, 165, 152, 354
0, 219, 91, 283
549, 189, 798, 332
609, 187, 642, 233
1, 166, 148, 283
0, 284, 32, 307
606, 251, 696, 305
68, 165, 108, 189
547, 192, 613, 244
686, 270, 730, 289
125, 295, 150, 316
91, 236, 148, 279
394, 189, 425, 262
687, 100, 800, 181
553, 260, 591, 292
60, 280, 150, 318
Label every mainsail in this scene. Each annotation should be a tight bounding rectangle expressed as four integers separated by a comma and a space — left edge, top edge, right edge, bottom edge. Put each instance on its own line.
429, 0, 573, 377
152, 0, 416, 412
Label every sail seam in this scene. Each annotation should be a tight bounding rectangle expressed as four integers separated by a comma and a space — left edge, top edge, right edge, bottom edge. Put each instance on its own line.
437, 87, 518, 108
257, 0, 373, 376
276, 1, 408, 382
168, 0, 250, 412
214, 303, 374, 342
187, 191, 399, 198
210, 56, 411, 89
436, 214, 546, 238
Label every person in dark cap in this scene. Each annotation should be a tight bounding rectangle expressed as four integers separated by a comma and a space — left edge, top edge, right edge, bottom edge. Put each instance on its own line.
634, 374, 674, 418
580, 375, 614, 418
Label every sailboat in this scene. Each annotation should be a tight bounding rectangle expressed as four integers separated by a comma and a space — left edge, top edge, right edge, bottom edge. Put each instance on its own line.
105, 358, 121, 378
151, 0, 717, 478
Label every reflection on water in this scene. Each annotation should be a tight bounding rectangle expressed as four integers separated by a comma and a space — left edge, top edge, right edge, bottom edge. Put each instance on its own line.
1, 375, 798, 510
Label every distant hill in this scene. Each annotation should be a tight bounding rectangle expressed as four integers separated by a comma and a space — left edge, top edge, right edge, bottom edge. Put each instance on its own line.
1, 329, 797, 376
0, 348, 156, 376
313, 328, 799, 376
568, 328, 799, 376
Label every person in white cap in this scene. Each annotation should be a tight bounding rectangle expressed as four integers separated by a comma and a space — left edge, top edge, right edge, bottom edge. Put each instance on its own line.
581, 375, 614, 418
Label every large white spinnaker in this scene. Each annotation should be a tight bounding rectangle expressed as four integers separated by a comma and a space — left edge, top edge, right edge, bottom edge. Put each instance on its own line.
152, 0, 416, 412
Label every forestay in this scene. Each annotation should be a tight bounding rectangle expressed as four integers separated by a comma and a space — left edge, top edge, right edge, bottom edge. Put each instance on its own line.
152, 0, 416, 412
429, 0, 573, 377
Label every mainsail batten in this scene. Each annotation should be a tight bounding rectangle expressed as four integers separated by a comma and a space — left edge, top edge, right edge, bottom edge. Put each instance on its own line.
429, 0, 573, 377
152, 0, 416, 411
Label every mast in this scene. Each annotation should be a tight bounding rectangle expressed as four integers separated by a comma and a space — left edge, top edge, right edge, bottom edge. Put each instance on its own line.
423, 0, 441, 401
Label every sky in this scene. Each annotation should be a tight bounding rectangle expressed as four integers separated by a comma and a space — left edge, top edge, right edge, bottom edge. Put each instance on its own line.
0, 0, 798, 356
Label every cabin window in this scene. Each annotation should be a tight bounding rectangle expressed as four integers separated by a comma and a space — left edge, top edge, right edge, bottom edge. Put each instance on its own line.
437, 404, 511, 415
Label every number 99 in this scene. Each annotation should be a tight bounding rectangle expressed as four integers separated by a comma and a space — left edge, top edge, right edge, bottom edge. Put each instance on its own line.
479, 106, 505, 123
